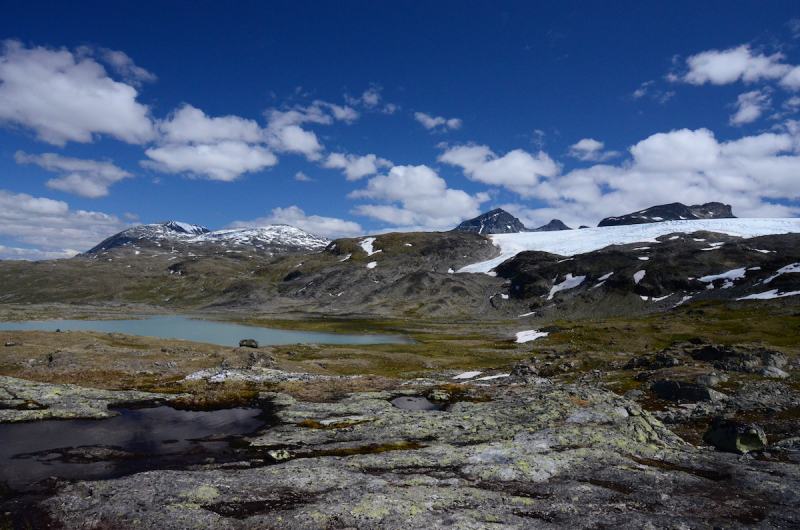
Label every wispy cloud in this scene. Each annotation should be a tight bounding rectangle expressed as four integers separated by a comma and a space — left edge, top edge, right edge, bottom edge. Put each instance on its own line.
730, 89, 772, 125
414, 112, 462, 131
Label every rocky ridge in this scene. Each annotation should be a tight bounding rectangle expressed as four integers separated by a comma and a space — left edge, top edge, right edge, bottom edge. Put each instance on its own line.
599, 202, 736, 227
528, 219, 572, 232
454, 208, 572, 234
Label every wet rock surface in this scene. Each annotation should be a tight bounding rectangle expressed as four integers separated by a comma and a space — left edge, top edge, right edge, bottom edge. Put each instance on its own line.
0, 376, 187, 422
22, 382, 800, 529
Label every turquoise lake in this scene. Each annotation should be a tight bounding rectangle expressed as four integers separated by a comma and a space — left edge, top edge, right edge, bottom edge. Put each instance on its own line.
0, 314, 413, 346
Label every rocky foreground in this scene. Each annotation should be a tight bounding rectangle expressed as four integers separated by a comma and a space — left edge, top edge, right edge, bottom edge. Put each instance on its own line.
5, 376, 796, 529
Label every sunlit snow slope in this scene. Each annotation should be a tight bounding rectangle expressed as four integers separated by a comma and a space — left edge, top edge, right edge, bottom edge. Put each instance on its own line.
458, 218, 800, 274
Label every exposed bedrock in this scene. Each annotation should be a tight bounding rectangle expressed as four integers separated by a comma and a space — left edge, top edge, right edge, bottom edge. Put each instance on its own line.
35, 383, 800, 529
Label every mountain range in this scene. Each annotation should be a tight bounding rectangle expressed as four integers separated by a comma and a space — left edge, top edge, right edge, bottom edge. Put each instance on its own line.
598, 202, 735, 227
453, 208, 572, 235
1, 201, 798, 320
452, 202, 735, 235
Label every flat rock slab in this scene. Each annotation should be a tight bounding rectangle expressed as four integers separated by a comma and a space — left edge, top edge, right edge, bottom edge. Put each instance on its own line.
0, 376, 186, 422
36, 384, 800, 529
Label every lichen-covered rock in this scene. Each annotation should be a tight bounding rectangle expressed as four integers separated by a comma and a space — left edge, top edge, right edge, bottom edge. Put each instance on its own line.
32, 383, 800, 529
0, 376, 186, 423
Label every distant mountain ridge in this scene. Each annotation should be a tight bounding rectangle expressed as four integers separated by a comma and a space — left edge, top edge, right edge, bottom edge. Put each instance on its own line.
529, 219, 572, 232
87, 222, 330, 255
598, 202, 735, 227
454, 209, 571, 234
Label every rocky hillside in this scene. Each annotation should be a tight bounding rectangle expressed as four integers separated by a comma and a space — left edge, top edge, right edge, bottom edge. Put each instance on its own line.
598, 202, 735, 227
493, 230, 800, 319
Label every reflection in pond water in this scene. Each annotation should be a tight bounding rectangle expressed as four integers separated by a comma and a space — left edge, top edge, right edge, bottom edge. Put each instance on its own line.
0, 314, 414, 347
0, 406, 267, 491
390, 396, 441, 411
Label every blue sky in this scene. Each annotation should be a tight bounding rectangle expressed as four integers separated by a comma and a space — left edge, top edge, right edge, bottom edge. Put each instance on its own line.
2, 1, 800, 259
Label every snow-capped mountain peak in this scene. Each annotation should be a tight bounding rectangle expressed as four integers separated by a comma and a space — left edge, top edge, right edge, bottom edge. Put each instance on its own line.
160, 221, 210, 235
86, 222, 329, 255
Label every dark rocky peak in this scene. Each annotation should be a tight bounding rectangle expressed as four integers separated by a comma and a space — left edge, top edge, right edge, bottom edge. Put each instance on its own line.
598, 202, 736, 227
529, 219, 572, 232
453, 208, 528, 234
689, 202, 735, 219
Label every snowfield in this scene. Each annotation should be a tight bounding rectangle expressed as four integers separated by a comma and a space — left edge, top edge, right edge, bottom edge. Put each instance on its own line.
458, 218, 800, 274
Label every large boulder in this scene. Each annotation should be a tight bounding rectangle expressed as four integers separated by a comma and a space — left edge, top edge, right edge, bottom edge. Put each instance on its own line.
239, 339, 259, 348
703, 416, 767, 454
651, 380, 727, 402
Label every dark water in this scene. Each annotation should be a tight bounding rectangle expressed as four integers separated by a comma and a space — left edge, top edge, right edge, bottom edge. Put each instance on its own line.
0, 314, 414, 346
0, 406, 266, 491
391, 396, 441, 411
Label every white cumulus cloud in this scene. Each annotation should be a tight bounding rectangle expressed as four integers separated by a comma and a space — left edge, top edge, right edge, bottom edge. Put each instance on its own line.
568, 139, 620, 162
349, 165, 489, 231
228, 206, 362, 239
438, 144, 559, 197
143, 142, 278, 182
324, 153, 393, 180
15, 151, 133, 199
682, 45, 792, 86
158, 104, 265, 145
264, 101, 355, 160
0, 40, 155, 146
142, 104, 277, 180
496, 126, 800, 228
0, 190, 131, 259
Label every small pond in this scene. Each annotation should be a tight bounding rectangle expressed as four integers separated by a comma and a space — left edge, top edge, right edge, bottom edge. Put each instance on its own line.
391, 396, 441, 411
0, 314, 414, 347
0, 406, 268, 491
